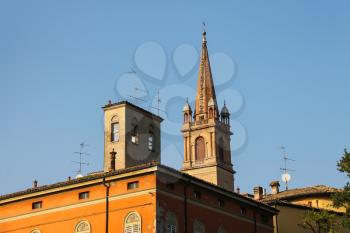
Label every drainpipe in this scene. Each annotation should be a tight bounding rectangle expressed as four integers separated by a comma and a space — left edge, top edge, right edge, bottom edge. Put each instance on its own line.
103, 177, 111, 233
184, 179, 190, 233
254, 210, 257, 233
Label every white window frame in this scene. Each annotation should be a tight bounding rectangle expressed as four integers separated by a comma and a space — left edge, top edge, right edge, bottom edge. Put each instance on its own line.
74, 220, 91, 233
124, 212, 141, 233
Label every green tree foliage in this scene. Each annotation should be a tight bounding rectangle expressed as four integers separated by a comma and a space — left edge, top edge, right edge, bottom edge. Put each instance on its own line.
332, 149, 350, 229
299, 210, 339, 233
299, 149, 350, 232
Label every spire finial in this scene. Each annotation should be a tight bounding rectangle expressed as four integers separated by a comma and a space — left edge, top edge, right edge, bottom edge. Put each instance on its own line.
202, 21, 207, 42
224, 100, 226, 106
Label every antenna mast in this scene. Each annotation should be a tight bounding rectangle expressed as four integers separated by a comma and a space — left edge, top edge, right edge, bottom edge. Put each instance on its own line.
72, 142, 90, 178
278, 146, 295, 190
126, 69, 148, 104
150, 89, 167, 116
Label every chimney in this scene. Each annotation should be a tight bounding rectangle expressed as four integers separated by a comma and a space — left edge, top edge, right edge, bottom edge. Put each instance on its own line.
236, 187, 240, 194
33, 180, 38, 188
68, 176, 72, 181
270, 181, 280, 195
110, 149, 117, 171
253, 186, 264, 200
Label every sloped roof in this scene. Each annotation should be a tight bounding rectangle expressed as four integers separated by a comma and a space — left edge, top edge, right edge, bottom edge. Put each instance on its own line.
261, 185, 341, 204
0, 163, 277, 214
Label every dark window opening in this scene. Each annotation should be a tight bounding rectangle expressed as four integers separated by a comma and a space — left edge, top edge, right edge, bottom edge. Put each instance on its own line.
218, 199, 225, 207
79, 191, 90, 200
194, 191, 201, 199
240, 207, 247, 215
131, 126, 139, 144
32, 201, 42, 209
127, 181, 139, 190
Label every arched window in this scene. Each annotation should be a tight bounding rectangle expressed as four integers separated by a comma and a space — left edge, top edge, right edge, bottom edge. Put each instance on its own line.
111, 122, 119, 142
195, 137, 205, 161
111, 115, 119, 142
124, 212, 141, 233
184, 113, 188, 123
74, 220, 91, 233
148, 132, 154, 151
218, 138, 225, 162
193, 219, 205, 233
166, 211, 178, 233
30, 230, 41, 233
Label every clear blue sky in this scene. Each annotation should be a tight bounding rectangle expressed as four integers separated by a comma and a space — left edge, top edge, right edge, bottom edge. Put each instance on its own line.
1, 0, 350, 195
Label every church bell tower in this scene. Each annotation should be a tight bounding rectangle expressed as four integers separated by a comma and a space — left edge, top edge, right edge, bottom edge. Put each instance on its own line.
181, 30, 235, 191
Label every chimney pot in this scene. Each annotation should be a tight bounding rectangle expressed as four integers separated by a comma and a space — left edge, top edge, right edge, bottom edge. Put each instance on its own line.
270, 181, 280, 195
68, 176, 71, 181
33, 180, 38, 188
236, 187, 240, 194
253, 186, 264, 200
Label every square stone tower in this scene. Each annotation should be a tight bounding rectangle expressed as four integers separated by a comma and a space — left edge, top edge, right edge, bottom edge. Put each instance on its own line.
102, 101, 163, 172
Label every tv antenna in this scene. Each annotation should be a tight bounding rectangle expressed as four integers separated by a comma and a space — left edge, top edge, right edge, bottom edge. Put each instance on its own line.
277, 146, 295, 190
150, 90, 167, 116
72, 142, 90, 178
126, 75, 148, 105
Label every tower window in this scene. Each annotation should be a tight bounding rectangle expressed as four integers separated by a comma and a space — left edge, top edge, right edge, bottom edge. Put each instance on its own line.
148, 132, 154, 151
32, 201, 42, 209
195, 136, 205, 161
184, 113, 188, 123
111, 122, 119, 142
131, 126, 139, 144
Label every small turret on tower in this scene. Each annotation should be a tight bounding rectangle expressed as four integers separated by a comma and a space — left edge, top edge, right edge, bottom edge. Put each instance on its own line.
183, 98, 192, 123
220, 101, 230, 125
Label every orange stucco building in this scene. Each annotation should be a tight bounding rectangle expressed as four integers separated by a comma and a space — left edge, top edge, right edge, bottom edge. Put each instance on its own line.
0, 163, 277, 233
0, 30, 278, 233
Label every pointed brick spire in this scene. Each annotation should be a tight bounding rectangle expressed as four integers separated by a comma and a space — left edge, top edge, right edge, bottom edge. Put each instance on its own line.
194, 30, 218, 121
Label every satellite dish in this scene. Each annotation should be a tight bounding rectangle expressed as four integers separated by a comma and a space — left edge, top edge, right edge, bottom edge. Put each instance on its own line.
281, 173, 291, 182
76, 173, 83, 179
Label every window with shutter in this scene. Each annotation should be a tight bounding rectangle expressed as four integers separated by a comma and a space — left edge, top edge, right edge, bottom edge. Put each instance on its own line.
165, 211, 177, 233
124, 212, 141, 233
74, 220, 91, 233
